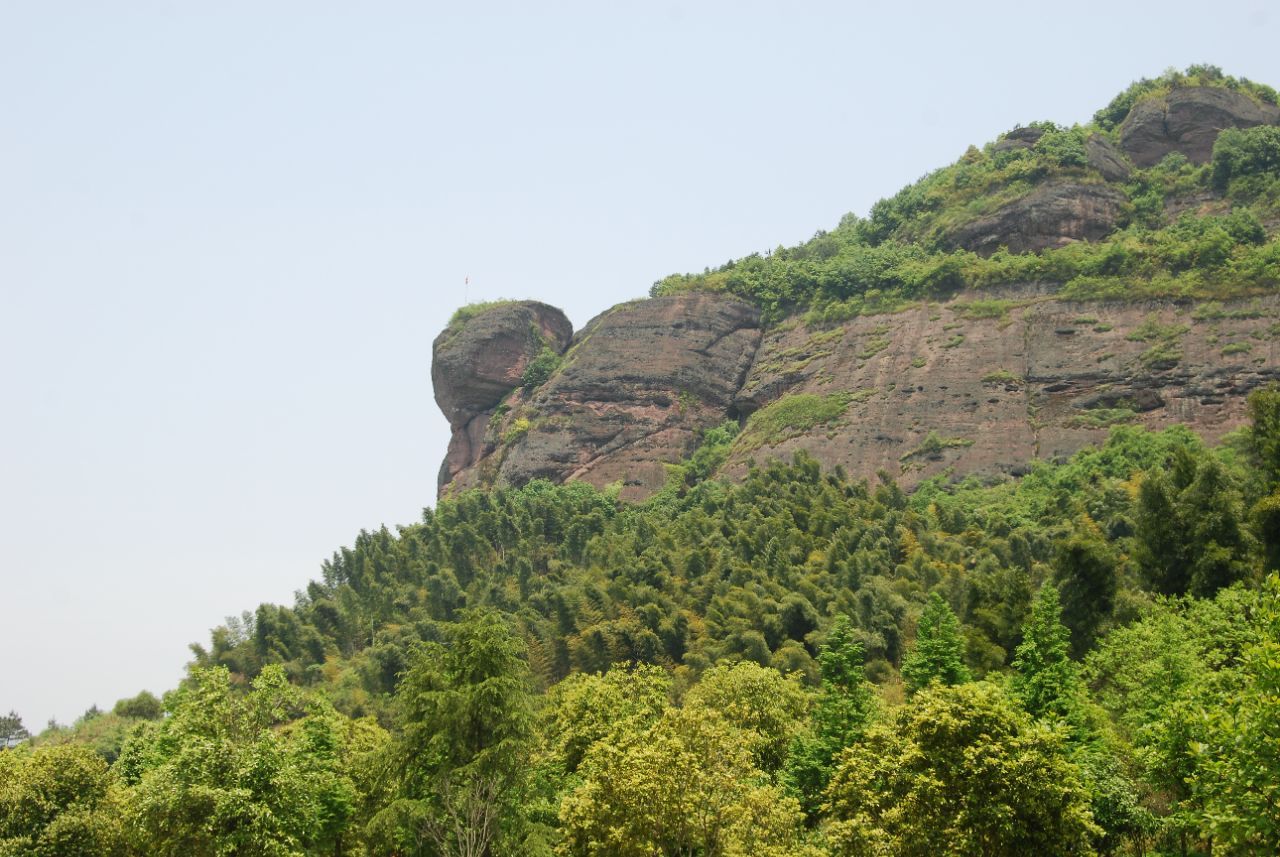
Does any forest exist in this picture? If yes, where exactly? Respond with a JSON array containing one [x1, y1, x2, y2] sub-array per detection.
[[6, 65, 1280, 855], [5, 394, 1280, 855]]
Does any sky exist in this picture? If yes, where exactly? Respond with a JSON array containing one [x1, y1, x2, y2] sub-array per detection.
[[1, 0, 1276, 728]]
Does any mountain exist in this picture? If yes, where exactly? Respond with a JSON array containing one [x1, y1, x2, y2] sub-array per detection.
[[10, 65, 1280, 857], [435, 67, 1280, 501]]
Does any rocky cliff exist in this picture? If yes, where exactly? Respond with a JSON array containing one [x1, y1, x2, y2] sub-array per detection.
[[432, 81, 1280, 500], [435, 288, 1280, 499]]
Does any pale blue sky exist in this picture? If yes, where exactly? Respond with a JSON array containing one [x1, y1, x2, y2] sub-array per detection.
[[2, 1, 1276, 727]]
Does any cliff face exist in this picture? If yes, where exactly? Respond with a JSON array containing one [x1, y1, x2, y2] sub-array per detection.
[[436, 293, 761, 501], [722, 291, 1280, 488], [435, 289, 1280, 499], [431, 84, 1280, 500]]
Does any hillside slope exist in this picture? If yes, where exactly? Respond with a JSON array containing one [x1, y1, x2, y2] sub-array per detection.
[[436, 68, 1280, 500]]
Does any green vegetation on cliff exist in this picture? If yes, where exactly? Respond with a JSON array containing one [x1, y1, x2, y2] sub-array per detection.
[[653, 65, 1280, 322]]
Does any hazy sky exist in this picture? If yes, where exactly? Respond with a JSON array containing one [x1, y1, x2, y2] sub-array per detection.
[[2, 1, 1277, 727]]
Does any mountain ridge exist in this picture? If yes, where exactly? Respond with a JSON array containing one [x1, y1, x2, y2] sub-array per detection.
[[435, 67, 1280, 500]]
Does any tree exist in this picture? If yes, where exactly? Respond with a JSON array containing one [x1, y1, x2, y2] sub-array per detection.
[[0, 712, 28, 749], [1052, 520, 1117, 658], [1248, 386, 1280, 488], [372, 609, 534, 857], [558, 706, 817, 857], [1084, 586, 1261, 853], [111, 691, 163, 721], [1134, 454, 1253, 599], [684, 661, 810, 775], [0, 743, 124, 857], [1212, 125, 1280, 191], [543, 663, 671, 776], [1011, 584, 1081, 722], [901, 592, 971, 695], [785, 615, 875, 818], [824, 682, 1100, 856], [1193, 574, 1280, 852], [123, 665, 370, 857]]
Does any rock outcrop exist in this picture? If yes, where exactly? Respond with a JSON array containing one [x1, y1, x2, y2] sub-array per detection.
[[1084, 133, 1132, 182], [435, 288, 1280, 500], [433, 301, 573, 489], [440, 293, 762, 501], [943, 181, 1127, 256], [1119, 86, 1280, 167], [991, 126, 1045, 154]]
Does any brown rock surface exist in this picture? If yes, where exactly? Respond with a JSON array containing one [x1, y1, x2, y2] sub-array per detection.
[[991, 126, 1045, 154], [944, 181, 1127, 256], [1119, 86, 1280, 168], [1085, 133, 1133, 182], [432, 301, 573, 488], [434, 289, 1280, 500], [723, 290, 1280, 488], [443, 293, 762, 501]]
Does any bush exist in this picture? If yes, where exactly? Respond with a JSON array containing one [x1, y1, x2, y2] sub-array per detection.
[[1212, 126, 1280, 191], [521, 345, 562, 390]]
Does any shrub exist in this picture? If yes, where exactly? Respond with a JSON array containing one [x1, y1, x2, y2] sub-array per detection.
[[1212, 126, 1280, 191]]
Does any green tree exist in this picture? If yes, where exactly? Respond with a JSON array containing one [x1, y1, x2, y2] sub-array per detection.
[[785, 615, 875, 818], [683, 661, 810, 775], [1248, 385, 1280, 488], [1052, 521, 1118, 658], [901, 592, 971, 695], [824, 682, 1100, 856], [0, 743, 124, 857], [542, 664, 671, 776], [372, 609, 534, 857], [123, 665, 368, 857], [558, 706, 817, 857], [1085, 586, 1260, 853], [0, 712, 28, 749], [1011, 583, 1081, 721], [111, 691, 163, 721], [1212, 125, 1280, 191], [1192, 574, 1280, 852], [1134, 455, 1254, 598]]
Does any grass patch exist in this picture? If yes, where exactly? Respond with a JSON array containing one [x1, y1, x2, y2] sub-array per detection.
[[503, 417, 532, 444], [910, 356, 927, 368], [900, 431, 974, 462], [957, 299, 1022, 321], [1222, 342, 1253, 356], [735, 393, 852, 453], [982, 369, 1023, 385], [859, 338, 891, 360], [1125, 315, 1189, 343], [1140, 340, 1183, 368], [942, 335, 966, 349], [1068, 407, 1138, 428], [1192, 300, 1266, 321]]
